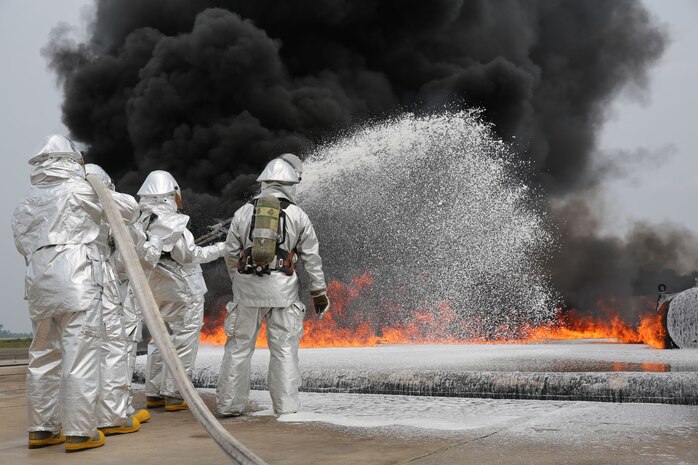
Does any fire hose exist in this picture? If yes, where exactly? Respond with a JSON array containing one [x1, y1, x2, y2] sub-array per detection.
[[86, 174, 268, 465]]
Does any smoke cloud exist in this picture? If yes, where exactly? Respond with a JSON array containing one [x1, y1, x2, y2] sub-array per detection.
[[45, 0, 695, 326]]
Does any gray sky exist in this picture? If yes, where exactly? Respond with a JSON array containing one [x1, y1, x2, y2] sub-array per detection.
[[1, 0, 697, 332]]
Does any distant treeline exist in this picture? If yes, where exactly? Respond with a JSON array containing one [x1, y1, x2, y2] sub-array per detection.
[[0, 324, 31, 338]]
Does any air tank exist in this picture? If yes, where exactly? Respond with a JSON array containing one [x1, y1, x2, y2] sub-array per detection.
[[251, 194, 280, 268]]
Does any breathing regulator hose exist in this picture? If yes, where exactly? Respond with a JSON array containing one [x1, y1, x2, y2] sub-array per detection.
[[86, 175, 268, 465]]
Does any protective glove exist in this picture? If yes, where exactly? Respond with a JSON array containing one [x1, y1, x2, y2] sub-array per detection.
[[310, 289, 330, 319], [209, 241, 226, 260]]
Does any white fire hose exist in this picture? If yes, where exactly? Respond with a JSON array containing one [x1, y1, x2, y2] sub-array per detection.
[[87, 175, 268, 465]]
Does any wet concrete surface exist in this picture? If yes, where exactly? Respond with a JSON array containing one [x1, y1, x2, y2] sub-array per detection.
[[3, 364, 698, 465]]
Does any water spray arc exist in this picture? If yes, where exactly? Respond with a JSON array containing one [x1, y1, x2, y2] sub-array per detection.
[[86, 174, 267, 465], [297, 110, 558, 340]]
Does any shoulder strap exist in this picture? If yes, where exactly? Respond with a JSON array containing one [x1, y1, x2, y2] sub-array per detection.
[[247, 199, 257, 242]]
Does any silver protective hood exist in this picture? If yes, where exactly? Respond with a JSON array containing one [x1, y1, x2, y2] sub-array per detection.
[[258, 182, 297, 204], [256, 158, 300, 184], [279, 153, 303, 179], [85, 163, 115, 190], [137, 170, 180, 196], [29, 135, 83, 166]]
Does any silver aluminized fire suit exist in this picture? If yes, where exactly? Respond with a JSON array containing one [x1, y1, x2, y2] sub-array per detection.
[[85, 164, 140, 428], [12, 137, 139, 438], [140, 190, 225, 401], [120, 285, 144, 415], [216, 173, 327, 416], [112, 203, 149, 416]]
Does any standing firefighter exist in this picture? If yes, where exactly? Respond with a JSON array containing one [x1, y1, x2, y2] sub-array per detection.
[[216, 153, 329, 416], [12, 136, 139, 451], [84, 163, 150, 434], [138, 170, 225, 411]]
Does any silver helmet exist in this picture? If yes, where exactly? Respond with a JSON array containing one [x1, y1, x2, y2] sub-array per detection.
[[279, 153, 302, 179], [28, 135, 83, 165], [137, 170, 182, 208], [85, 163, 115, 190], [256, 154, 302, 184]]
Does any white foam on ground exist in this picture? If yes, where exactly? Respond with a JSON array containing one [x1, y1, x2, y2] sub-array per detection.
[[180, 342, 698, 374], [241, 389, 698, 436]]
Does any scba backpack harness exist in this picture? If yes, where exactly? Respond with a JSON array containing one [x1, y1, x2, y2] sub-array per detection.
[[237, 194, 298, 277]]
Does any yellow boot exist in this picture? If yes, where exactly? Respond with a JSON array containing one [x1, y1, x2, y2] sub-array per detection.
[[134, 409, 151, 423], [164, 396, 188, 412], [65, 431, 105, 452], [28, 430, 65, 449], [99, 416, 141, 436]]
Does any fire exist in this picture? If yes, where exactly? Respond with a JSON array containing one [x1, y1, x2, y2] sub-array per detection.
[[525, 309, 667, 349], [199, 274, 670, 349]]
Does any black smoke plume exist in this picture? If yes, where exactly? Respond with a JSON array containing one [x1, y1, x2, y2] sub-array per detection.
[[45, 0, 696, 327]]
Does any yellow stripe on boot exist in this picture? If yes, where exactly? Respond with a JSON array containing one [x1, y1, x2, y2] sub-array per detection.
[[28, 430, 65, 449], [65, 431, 105, 452], [164, 396, 188, 412], [99, 416, 141, 436]]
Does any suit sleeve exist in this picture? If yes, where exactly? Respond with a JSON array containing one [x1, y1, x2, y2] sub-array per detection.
[[295, 209, 327, 292], [170, 228, 225, 265]]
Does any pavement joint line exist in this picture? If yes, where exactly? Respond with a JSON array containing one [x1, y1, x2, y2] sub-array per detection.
[[397, 430, 501, 464]]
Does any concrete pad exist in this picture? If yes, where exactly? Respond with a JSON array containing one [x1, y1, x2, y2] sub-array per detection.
[[3, 365, 698, 465]]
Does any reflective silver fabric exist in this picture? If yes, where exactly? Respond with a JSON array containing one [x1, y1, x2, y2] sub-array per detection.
[[145, 296, 205, 398], [27, 303, 102, 437], [93, 221, 130, 428], [256, 158, 300, 184], [121, 285, 142, 415], [140, 195, 224, 398], [137, 170, 180, 196], [224, 185, 326, 308], [14, 154, 138, 437], [29, 135, 83, 166], [97, 301, 129, 427], [12, 159, 140, 320], [111, 203, 147, 416], [84, 163, 114, 190], [279, 153, 303, 178], [218, 181, 325, 415], [139, 195, 189, 258], [216, 302, 305, 415]]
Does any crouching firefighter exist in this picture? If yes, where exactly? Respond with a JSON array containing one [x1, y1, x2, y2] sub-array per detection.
[[216, 153, 330, 416]]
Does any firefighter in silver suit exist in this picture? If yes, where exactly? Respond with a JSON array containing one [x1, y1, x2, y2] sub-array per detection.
[[84, 163, 150, 434], [138, 170, 225, 411], [216, 154, 329, 416], [12, 136, 139, 451]]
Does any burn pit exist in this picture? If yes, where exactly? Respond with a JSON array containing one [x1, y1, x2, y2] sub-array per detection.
[[200, 272, 670, 349]]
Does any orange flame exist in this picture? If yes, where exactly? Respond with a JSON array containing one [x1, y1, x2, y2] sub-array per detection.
[[199, 274, 669, 349]]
